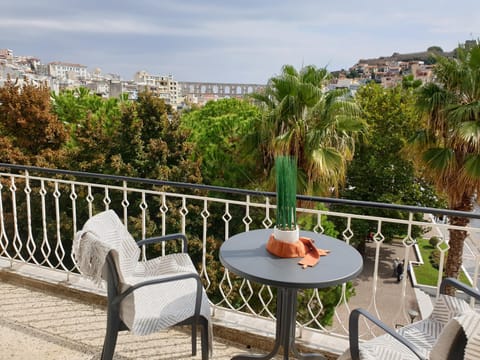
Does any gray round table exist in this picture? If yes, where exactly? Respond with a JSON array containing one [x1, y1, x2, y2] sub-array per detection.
[[219, 229, 363, 360]]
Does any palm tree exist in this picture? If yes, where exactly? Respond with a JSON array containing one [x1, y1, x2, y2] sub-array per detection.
[[249, 64, 364, 195], [408, 40, 480, 290]]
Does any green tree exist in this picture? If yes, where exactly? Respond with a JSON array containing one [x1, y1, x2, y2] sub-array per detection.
[[349, 83, 425, 202], [60, 95, 124, 174], [135, 91, 202, 184], [181, 98, 260, 188], [407, 40, 480, 290], [53, 89, 200, 182], [250, 64, 365, 195], [336, 83, 444, 251], [136, 91, 173, 146], [52, 87, 124, 152], [52, 87, 102, 127], [402, 75, 423, 89]]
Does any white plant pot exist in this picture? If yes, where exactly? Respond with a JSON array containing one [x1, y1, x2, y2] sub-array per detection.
[[273, 226, 300, 243]]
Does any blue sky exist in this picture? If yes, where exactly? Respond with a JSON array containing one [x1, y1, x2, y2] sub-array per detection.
[[1, 0, 478, 83]]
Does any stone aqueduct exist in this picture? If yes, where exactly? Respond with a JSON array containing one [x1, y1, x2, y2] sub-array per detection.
[[179, 81, 266, 98]]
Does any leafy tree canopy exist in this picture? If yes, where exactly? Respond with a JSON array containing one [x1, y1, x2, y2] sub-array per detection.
[[335, 82, 445, 249], [180, 98, 260, 188], [51, 88, 201, 184], [0, 78, 68, 165]]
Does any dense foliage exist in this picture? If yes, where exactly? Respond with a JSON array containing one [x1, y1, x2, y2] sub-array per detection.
[[180, 98, 260, 188], [0, 79, 68, 166], [333, 82, 445, 252]]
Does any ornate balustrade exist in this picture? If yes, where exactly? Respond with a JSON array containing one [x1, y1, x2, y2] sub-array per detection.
[[0, 163, 479, 352]]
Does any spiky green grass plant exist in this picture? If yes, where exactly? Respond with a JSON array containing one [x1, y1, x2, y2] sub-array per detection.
[[275, 156, 297, 230]]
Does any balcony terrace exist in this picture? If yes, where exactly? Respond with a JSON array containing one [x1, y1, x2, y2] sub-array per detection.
[[1, 163, 480, 359]]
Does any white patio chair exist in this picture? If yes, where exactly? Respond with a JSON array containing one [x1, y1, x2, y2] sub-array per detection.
[[339, 277, 480, 360], [73, 210, 211, 360]]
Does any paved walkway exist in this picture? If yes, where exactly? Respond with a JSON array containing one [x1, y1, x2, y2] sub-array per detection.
[[331, 240, 420, 335]]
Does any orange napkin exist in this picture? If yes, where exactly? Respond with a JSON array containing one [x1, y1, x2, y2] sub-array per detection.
[[266, 234, 330, 268], [298, 237, 330, 268]]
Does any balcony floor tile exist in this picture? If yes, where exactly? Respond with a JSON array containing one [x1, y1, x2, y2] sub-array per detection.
[[0, 281, 282, 359]]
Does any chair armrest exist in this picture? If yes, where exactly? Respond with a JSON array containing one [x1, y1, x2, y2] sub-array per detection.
[[113, 272, 204, 319], [440, 277, 480, 300], [114, 271, 202, 303], [136, 233, 188, 253], [349, 308, 426, 360]]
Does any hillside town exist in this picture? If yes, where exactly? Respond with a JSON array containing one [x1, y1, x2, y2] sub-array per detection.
[[0, 42, 472, 109]]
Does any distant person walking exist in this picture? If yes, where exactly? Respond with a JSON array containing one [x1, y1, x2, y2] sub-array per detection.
[[393, 257, 400, 277], [396, 260, 404, 282]]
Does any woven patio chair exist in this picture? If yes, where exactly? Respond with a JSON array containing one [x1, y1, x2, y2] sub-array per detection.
[[339, 277, 480, 360], [73, 210, 210, 360]]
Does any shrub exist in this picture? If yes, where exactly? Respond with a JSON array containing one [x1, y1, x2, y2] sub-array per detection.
[[429, 248, 441, 269], [429, 236, 440, 247]]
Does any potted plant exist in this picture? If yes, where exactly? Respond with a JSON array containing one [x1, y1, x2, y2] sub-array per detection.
[[273, 156, 299, 243]]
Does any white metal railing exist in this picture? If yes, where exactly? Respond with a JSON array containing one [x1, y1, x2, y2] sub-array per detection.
[[0, 163, 480, 345]]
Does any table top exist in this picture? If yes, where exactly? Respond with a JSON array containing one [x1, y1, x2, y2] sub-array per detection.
[[219, 229, 363, 289]]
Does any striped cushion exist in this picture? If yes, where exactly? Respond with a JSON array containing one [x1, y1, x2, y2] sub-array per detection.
[[134, 253, 195, 277], [120, 253, 210, 335], [357, 334, 419, 360], [354, 318, 444, 360], [430, 294, 473, 325], [397, 318, 444, 358]]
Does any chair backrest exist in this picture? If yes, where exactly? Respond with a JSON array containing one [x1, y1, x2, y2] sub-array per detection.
[[430, 293, 474, 324], [429, 279, 480, 360], [80, 210, 140, 279]]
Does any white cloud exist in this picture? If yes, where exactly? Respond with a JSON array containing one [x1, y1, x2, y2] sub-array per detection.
[[0, 17, 188, 36]]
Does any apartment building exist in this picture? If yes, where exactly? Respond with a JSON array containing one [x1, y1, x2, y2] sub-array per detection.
[[134, 71, 181, 107], [48, 61, 88, 80]]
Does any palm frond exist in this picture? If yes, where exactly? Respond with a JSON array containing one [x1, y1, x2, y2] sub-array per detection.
[[453, 120, 480, 151], [422, 147, 455, 172], [449, 101, 480, 123], [464, 154, 480, 179], [334, 114, 367, 132], [310, 147, 344, 176]]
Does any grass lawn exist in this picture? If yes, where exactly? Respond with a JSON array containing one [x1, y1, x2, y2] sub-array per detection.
[[413, 238, 470, 286]]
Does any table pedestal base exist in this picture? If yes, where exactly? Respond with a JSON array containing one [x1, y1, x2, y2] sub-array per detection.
[[232, 288, 325, 360]]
